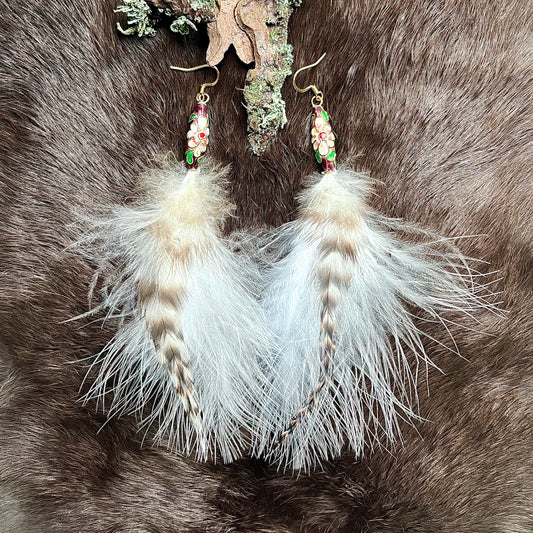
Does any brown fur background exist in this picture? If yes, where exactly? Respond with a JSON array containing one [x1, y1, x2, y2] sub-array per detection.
[[1, 0, 532, 531]]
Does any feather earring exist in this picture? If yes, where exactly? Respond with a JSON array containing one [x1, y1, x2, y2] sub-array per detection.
[[81, 64, 277, 463], [257, 54, 498, 471]]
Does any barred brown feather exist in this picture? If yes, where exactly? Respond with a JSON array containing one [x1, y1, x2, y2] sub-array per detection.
[[275, 173, 363, 445], [78, 163, 281, 462], [138, 280, 203, 438]]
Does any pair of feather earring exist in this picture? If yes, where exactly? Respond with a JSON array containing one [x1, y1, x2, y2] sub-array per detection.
[[81, 56, 496, 471]]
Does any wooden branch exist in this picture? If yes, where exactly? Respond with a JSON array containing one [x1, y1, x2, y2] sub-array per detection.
[[207, 0, 254, 65], [237, 0, 299, 155]]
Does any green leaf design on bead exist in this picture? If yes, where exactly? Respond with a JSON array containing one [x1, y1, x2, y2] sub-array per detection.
[[189, 113, 197, 122], [186, 150, 194, 165], [327, 150, 336, 161], [321, 110, 329, 121], [197, 156, 203, 165], [315, 150, 322, 163]]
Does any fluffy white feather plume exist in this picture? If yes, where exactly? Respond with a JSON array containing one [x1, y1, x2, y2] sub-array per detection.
[[81, 163, 277, 462], [256, 169, 497, 471]]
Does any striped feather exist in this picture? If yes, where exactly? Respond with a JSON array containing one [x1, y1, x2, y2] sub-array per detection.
[[80, 163, 277, 462], [257, 169, 498, 471]]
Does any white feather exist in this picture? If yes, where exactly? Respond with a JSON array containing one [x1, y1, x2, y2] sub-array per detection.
[[255, 169, 498, 471], [79, 163, 278, 463]]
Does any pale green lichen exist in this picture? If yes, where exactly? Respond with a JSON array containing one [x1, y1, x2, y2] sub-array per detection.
[[115, 0, 204, 38], [115, 0, 156, 37], [157, 7, 174, 17], [244, 44, 293, 154], [170, 15, 197, 35], [190, 0, 216, 13], [267, 0, 302, 25], [244, 77, 287, 133]]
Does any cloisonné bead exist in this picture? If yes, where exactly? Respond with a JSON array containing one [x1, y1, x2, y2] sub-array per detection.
[[311, 106, 336, 173], [185, 103, 209, 169]]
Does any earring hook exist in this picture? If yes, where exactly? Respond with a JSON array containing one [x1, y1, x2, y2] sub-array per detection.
[[170, 63, 220, 103], [293, 53, 326, 106]]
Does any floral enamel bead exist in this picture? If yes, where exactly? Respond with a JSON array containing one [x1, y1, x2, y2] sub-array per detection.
[[311, 106, 336, 172], [185, 103, 209, 169]]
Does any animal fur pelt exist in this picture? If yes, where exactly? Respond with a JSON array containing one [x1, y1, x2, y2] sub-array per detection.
[[0, 0, 532, 532]]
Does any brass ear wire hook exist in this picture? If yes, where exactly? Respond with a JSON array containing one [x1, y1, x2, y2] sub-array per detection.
[[170, 63, 220, 103], [293, 53, 326, 107]]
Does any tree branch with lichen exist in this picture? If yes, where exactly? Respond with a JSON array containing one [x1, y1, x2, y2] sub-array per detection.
[[237, 0, 301, 155]]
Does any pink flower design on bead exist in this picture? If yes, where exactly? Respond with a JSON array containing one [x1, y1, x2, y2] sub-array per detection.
[[187, 114, 209, 158], [311, 114, 335, 157]]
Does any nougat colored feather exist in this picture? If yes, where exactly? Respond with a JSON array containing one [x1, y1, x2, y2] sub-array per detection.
[[82, 163, 277, 462], [257, 170, 496, 471]]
